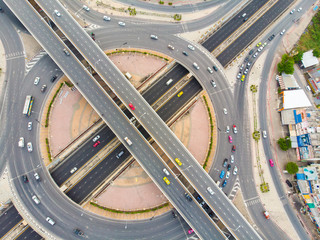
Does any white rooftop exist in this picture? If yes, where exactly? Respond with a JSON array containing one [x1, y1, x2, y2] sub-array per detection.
[[282, 89, 312, 110], [302, 50, 319, 68]]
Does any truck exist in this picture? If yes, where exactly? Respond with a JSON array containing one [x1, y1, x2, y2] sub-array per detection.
[[18, 137, 24, 148], [124, 137, 132, 146]]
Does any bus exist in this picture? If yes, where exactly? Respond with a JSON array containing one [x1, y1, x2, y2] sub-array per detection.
[[22, 95, 34, 116]]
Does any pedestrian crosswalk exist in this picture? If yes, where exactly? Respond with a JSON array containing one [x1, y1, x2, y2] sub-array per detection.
[[25, 50, 47, 73], [6, 51, 25, 61], [244, 196, 261, 207]]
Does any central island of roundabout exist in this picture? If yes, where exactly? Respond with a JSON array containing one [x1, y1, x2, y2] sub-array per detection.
[[40, 48, 217, 228]]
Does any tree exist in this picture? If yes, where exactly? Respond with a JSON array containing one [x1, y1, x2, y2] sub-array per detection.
[[313, 49, 320, 58], [286, 162, 298, 174], [277, 137, 291, 151], [277, 54, 294, 74], [293, 51, 303, 63]]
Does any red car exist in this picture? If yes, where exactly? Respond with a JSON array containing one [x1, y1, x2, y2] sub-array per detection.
[[232, 145, 236, 152], [93, 141, 100, 147], [188, 229, 194, 234], [228, 136, 232, 143], [128, 103, 135, 110], [269, 159, 274, 167]]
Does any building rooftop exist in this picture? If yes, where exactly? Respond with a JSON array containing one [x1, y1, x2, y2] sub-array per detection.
[[281, 89, 312, 110], [302, 50, 319, 68]]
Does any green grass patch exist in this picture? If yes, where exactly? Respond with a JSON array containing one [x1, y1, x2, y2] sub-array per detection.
[[296, 10, 320, 54], [45, 83, 64, 127], [90, 202, 169, 214], [202, 96, 214, 170], [64, 81, 74, 88], [46, 138, 52, 162]]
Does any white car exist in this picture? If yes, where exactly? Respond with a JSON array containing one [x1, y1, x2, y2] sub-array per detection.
[[226, 171, 230, 179], [239, 64, 244, 70], [54, 10, 61, 17], [207, 67, 213, 74], [297, 7, 302, 12], [46, 217, 55, 225], [226, 125, 230, 133], [34, 77, 40, 85], [230, 155, 234, 163], [103, 16, 111, 21], [83, 5, 90, 11], [70, 167, 78, 174], [150, 35, 158, 40], [257, 46, 263, 52], [27, 142, 33, 152], [253, 52, 258, 58], [237, 73, 241, 79], [168, 44, 174, 50], [34, 172, 40, 181], [207, 187, 214, 195], [233, 125, 238, 134], [188, 44, 195, 51], [193, 62, 199, 70], [263, 130, 267, 138], [93, 135, 100, 142], [163, 168, 170, 176], [280, 29, 286, 35], [223, 108, 228, 115], [210, 80, 216, 88], [28, 122, 32, 131], [233, 166, 238, 175], [32, 195, 40, 204], [118, 21, 126, 26]]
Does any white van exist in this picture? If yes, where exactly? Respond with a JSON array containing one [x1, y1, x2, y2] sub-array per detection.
[[124, 137, 132, 146], [166, 79, 173, 86], [18, 137, 24, 148]]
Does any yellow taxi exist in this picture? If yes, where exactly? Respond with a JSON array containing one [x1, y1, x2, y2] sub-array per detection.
[[175, 158, 182, 166], [163, 177, 170, 185], [241, 75, 245, 82], [256, 42, 262, 47], [177, 91, 183, 97]]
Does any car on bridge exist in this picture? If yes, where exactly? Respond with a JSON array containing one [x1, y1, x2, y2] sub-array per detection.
[[93, 141, 100, 147], [175, 158, 182, 166], [163, 177, 170, 185], [54, 10, 61, 17], [177, 91, 183, 97], [128, 103, 135, 110]]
